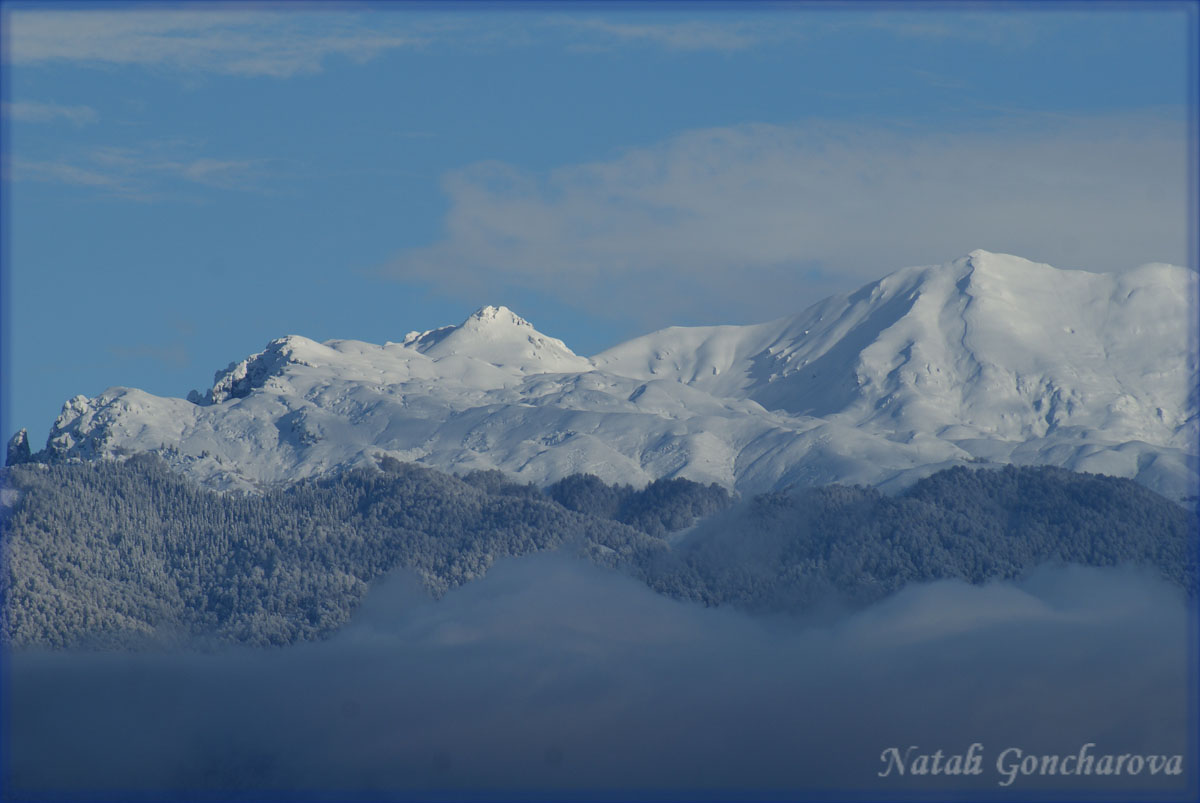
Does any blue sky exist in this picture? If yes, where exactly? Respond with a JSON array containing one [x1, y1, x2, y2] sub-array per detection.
[[1, 2, 1195, 444]]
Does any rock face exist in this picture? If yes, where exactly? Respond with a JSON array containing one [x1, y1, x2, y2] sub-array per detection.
[[26, 252, 1200, 502], [6, 429, 31, 467]]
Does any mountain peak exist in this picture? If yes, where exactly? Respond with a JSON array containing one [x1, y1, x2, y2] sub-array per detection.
[[466, 305, 529, 326], [403, 305, 591, 373], [965, 248, 999, 260], [6, 428, 31, 466], [958, 249, 1036, 273], [203, 335, 324, 405]]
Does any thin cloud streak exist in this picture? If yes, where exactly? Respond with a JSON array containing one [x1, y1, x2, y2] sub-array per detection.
[[855, 10, 1044, 48], [8, 158, 128, 191], [9, 142, 269, 199], [556, 18, 762, 52], [4, 8, 1057, 74], [5, 9, 426, 77], [550, 12, 1044, 55], [2, 101, 98, 125]]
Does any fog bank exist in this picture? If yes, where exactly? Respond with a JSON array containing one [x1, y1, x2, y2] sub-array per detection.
[[5, 555, 1194, 801]]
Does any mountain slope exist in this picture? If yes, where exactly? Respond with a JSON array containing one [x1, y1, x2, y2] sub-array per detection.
[[596, 251, 1196, 446], [19, 252, 1199, 501]]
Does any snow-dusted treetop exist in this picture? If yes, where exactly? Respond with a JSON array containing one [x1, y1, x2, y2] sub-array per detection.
[[26, 251, 1199, 502]]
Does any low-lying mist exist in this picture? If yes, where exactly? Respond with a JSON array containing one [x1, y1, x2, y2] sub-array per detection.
[[5, 554, 1194, 801]]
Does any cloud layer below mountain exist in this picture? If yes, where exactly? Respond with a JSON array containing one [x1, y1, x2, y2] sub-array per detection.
[[7, 555, 1194, 800]]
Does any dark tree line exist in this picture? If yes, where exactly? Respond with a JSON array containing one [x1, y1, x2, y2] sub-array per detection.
[[546, 473, 731, 537]]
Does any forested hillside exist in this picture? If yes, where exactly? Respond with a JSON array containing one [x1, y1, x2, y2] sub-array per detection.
[[0, 456, 726, 649], [641, 465, 1197, 613], [1, 458, 1192, 650]]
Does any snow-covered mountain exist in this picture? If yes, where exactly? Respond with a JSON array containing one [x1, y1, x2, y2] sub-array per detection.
[[22, 251, 1200, 502]]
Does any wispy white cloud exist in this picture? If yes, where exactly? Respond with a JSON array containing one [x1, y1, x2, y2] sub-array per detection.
[[859, 10, 1043, 48], [9, 141, 268, 199], [91, 145, 263, 190], [2, 101, 99, 125], [8, 158, 127, 191], [552, 11, 1042, 54], [381, 116, 1188, 327], [5, 9, 426, 77], [552, 10, 1045, 55], [3, 7, 1055, 75], [557, 18, 762, 52]]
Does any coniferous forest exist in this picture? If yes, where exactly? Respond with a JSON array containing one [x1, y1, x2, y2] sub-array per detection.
[[1, 455, 1194, 650]]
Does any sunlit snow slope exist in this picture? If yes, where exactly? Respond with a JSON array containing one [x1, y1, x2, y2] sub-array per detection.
[[30, 252, 1199, 501]]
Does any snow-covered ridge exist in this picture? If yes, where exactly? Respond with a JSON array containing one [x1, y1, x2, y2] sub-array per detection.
[[595, 251, 1196, 448], [197, 335, 323, 405], [20, 252, 1200, 502]]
